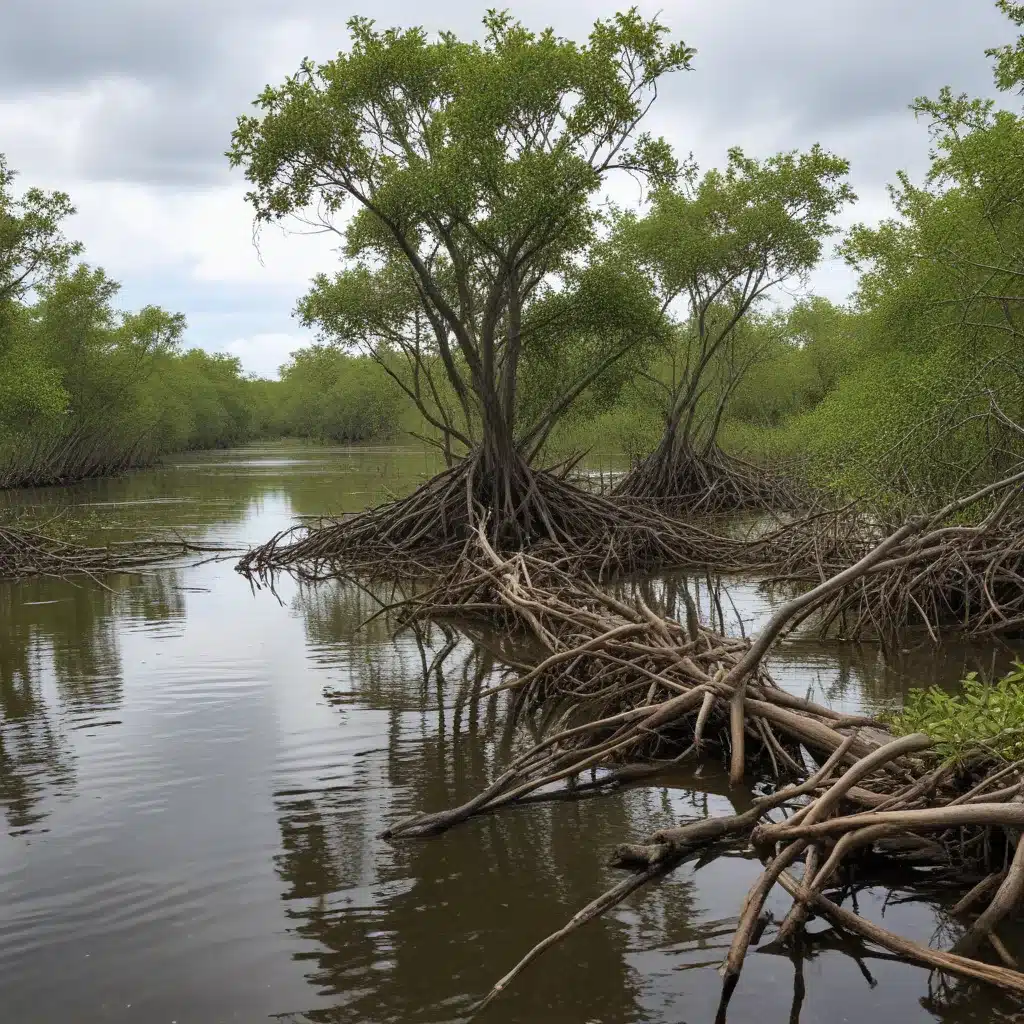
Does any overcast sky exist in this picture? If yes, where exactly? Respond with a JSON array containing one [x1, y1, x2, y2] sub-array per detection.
[[0, 0, 1012, 378]]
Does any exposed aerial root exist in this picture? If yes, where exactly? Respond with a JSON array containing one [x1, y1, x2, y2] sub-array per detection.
[[235, 449, 760, 583], [760, 473, 1024, 641], [382, 530, 885, 840], [377, 504, 1024, 1009], [614, 442, 807, 514]]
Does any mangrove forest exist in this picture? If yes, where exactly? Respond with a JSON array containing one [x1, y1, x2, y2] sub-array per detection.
[[3, 3, 1024, 1023]]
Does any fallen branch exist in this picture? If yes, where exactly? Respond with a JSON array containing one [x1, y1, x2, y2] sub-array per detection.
[[0, 524, 234, 581]]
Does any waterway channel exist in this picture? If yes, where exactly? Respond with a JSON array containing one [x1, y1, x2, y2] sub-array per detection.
[[1, 442, 1021, 1023]]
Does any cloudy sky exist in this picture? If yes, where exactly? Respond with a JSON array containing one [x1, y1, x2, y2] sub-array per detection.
[[1, 0, 1012, 378]]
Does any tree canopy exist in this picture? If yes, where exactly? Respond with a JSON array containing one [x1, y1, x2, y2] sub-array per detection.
[[230, 9, 694, 473], [611, 145, 854, 504]]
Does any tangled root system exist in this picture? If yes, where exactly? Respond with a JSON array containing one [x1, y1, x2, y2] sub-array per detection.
[[236, 450, 758, 583], [381, 525, 1024, 1010], [761, 489, 1024, 641], [615, 443, 806, 514]]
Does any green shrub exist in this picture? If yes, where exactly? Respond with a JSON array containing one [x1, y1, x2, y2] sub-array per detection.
[[887, 663, 1024, 763]]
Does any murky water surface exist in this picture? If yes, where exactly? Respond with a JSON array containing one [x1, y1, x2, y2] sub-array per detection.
[[2, 442, 1023, 1023]]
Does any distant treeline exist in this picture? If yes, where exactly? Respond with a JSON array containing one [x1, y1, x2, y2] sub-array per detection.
[[0, 155, 410, 489]]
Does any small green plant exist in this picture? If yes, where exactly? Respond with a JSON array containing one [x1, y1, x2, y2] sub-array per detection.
[[887, 662, 1024, 763]]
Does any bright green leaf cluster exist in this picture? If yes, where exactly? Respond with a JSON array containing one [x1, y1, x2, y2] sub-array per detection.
[[887, 663, 1024, 763], [988, 1, 1024, 92]]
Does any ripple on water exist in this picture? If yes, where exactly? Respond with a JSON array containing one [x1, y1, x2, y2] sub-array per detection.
[[2, 444, 1024, 1024]]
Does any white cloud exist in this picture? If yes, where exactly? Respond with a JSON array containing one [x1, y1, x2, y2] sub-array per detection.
[[0, 0, 1015, 368], [223, 332, 308, 379], [52, 180, 337, 288]]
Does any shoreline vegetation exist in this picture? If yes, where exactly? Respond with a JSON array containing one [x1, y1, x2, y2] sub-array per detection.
[[3, 0, 1024, 1013], [0, 150, 428, 492]]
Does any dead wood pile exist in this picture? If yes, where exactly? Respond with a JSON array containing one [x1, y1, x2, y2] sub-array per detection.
[[0, 524, 230, 582], [380, 515, 1024, 1010]]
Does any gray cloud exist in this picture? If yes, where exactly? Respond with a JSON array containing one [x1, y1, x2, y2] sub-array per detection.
[[0, 0, 1017, 371], [2, 0, 1012, 187], [77, 84, 240, 185], [0, 1, 226, 90], [674, 0, 1007, 129]]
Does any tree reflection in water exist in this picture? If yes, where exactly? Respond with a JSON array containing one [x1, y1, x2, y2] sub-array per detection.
[[273, 578, 712, 1021], [0, 571, 185, 833], [276, 574, 1024, 1024]]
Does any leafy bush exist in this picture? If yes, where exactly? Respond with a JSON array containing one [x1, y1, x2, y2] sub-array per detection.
[[887, 663, 1024, 762]]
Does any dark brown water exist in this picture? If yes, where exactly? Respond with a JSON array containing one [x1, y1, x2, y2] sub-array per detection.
[[2, 442, 1023, 1024]]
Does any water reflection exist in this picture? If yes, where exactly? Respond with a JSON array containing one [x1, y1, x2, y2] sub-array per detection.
[[280, 577, 706, 1022], [282, 570, 1024, 1023], [0, 611, 74, 832], [0, 442, 444, 540], [1, 444, 1024, 1023], [0, 572, 186, 832], [273, 789, 666, 1023]]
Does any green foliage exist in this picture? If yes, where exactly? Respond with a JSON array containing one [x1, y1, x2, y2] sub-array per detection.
[[610, 146, 854, 457], [888, 663, 1024, 763], [231, 11, 692, 240], [730, 5, 1024, 503], [146, 350, 258, 453], [620, 146, 854, 304], [0, 154, 82, 304], [989, 1, 1024, 92], [540, 404, 663, 466], [514, 256, 671, 436], [0, 156, 412, 489], [231, 10, 694, 467], [274, 346, 404, 442]]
